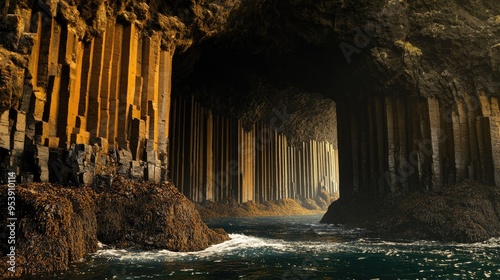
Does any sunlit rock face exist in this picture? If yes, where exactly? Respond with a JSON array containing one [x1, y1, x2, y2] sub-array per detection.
[[0, 0, 237, 277], [0, 0, 239, 184]]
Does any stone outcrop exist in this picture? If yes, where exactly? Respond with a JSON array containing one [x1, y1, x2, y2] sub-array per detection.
[[95, 176, 229, 251], [0, 178, 229, 277], [0, 183, 98, 278]]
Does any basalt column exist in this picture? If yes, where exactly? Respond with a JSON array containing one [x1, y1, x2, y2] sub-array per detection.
[[169, 96, 339, 203]]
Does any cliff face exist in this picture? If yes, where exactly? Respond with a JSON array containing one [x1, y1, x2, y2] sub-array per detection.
[[176, 0, 500, 197], [0, 0, 239, 185], [0, 1, 238, 277], [0, 0, 341, 205]]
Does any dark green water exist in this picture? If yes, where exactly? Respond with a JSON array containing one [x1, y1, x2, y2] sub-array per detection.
[[33, 214, 500, 279]]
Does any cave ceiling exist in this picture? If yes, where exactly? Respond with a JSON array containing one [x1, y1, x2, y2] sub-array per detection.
[[174, 0, 500, 103]]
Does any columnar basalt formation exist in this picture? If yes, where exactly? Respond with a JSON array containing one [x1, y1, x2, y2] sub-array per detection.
[[337, 94, 500, 200], [0, 0, 240, 185], [169, 0, 500, 241], [169, 97, 339, 203], [0, 4, 176, 185]]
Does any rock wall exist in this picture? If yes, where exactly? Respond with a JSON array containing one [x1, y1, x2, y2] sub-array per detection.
[[168, 0, 500, 241], [0, 3, 175, 185], [2, 0, 500, 231], [169, 96, 339, 203]]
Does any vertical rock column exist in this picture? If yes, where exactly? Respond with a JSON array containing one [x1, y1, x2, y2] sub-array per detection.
[[478, 95, 498, 185], [26, 12, 49, 180], [453, 99, 469, 183], [427, 98, 442, 190], [489, 97, 500, 186], [117, 23, 138, 150], [158, 50, 173, 180], [86, 26, 106, 141], [44, 19, 61, 148], [205, 110, 214, 201], [73, 40, 93, 145], [97, 19, 115, 141], [64, 30, 85, 147], [55, 25, 86, 149], [141, 33, 162, 182], [107, 24, 123, 146]]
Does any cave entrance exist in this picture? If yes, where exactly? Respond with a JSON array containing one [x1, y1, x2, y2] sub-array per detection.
[[167, 96, 339, 204]]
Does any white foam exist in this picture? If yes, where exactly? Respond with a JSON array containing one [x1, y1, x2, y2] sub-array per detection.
[[93, 234, 291, 262]]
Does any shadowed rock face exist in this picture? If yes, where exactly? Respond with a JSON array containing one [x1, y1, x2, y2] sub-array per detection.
[[177, 0, 500, 99], [174, 0, 500, 242], [176, 0, 500, 138]]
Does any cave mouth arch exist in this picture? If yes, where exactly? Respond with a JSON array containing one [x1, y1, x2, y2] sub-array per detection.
[[171, 0, 500, 207]]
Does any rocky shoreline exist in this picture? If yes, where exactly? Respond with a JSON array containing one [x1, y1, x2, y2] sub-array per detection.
[[0, 177, 229, 278], [321, 180, 500, 243], [197, 190, 337, 218]]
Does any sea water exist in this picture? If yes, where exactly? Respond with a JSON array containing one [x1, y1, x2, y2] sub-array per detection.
[[30, 214, 500, 279]]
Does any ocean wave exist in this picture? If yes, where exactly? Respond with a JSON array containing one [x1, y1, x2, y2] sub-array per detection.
[[93, 234, 293, 262], [93, 234, 500, 264]]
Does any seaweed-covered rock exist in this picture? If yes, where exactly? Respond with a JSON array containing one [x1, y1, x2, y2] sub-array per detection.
[[0, 178, 230, 278], [321, 180, 500, 243], [0, 183, 98, 278], [95, 177, 230, 251]]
